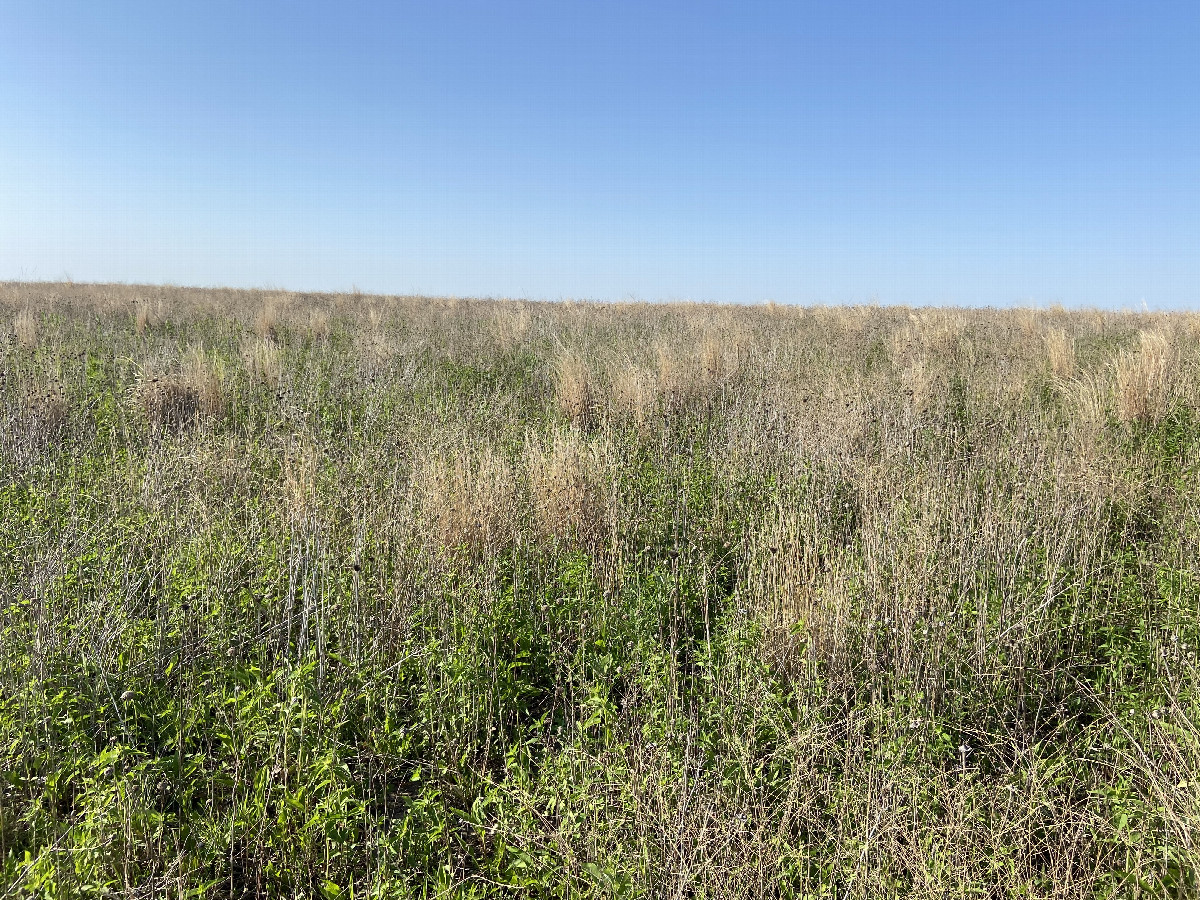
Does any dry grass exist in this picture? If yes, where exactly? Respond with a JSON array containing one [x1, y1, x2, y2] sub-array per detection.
[[416, 445, 521, 556], [12, 307, 38, 348], [133, 345, 225, 433], [241, 335, 282, 388], [307, 306, 331, 340], [526, 430, 611, 550], [609, 360, 658, 430], [655, 340, 721, 412], [698, 332, 727, 382], [1115, 328, 1176, 425], [132, 375, 203, 432], [133, 297, 163, 335], [493, 301, 532, 351], [253, 293, 285, 340], [1045, 326, 1076, 378], [553, 349, 596, 430], [1, 281, 1199, 898], [17, 381, 69, 439], [282, 442, 321, 522]]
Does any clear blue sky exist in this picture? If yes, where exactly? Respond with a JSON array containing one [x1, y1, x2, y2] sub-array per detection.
[[2, 1, 1198, 307]]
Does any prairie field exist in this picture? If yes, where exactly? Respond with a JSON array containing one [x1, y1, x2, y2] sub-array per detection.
[[2, 282, 1199, 898]]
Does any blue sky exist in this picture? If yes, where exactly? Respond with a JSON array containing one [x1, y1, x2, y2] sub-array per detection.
[[2, 1, 1198, 306]]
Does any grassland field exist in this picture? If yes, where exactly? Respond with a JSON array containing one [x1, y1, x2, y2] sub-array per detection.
[[1, 282, 1198, 898]]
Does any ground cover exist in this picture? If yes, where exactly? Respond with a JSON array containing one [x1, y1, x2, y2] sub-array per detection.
[[1, 283, 1198, 898]]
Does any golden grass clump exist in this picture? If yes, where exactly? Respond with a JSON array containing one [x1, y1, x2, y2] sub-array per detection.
[[493, 301, 532, 351], [655, 341, 708, 411], [699, 332, 727, 382], [698, 322, 751, 381], [910, 307, 971, 363], [134, 347, 225, 433], [133, 298, 163, 335], [282, 443, 321, 522], [609, 361, 657, 430], [183, 344, 226, 416], [417, 447, 520, 555], [1044, 327, 1076, 378], [242, 335, 282, 388], [899, 357, 933, 411], [553, 350, 595, 430], [307, 307, 331, 339], [1115, 329, 1175, 425], [360, 324, 398, 365], [526, 431, 610, 549], [253, 294, 286, 340], [13, 308, 39, 347], [366, 301, 391, 333], [653, 336, 735, 413], [889, 321, 921, 368], [1014, 305, 1040, 338], [1069, 370, 1112, 451]]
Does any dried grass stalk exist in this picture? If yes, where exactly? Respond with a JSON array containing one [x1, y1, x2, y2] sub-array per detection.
[[1115, 329, 1175, 425], [417, 447, 520, 555], [13, 308, 38, 348], [1045, 327, 1075, 378], [554, 350, 595, 430], [527, 431, 610, 550]]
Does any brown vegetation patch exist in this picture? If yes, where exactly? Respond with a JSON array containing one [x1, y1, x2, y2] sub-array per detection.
[[133, 348, 225, 433], [526, 431, 611, 550], [416, 446, 521, 556], [1044, 326, 1076, 378], [1115, 329, 1176, 425], [12, 308, 39, 348], [553, 350, 596, 430]]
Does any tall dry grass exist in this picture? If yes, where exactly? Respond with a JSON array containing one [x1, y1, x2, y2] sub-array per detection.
[[12, 307, 40, 348], [416, 446, 521, 556], [1045, 326, 1076, 378], [1115, 328, 1176, 425], [132, 344, 226, 433], [0, 281, 1198, 898], [526, 430, 611, 550], [553, 349, 596, 430]]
